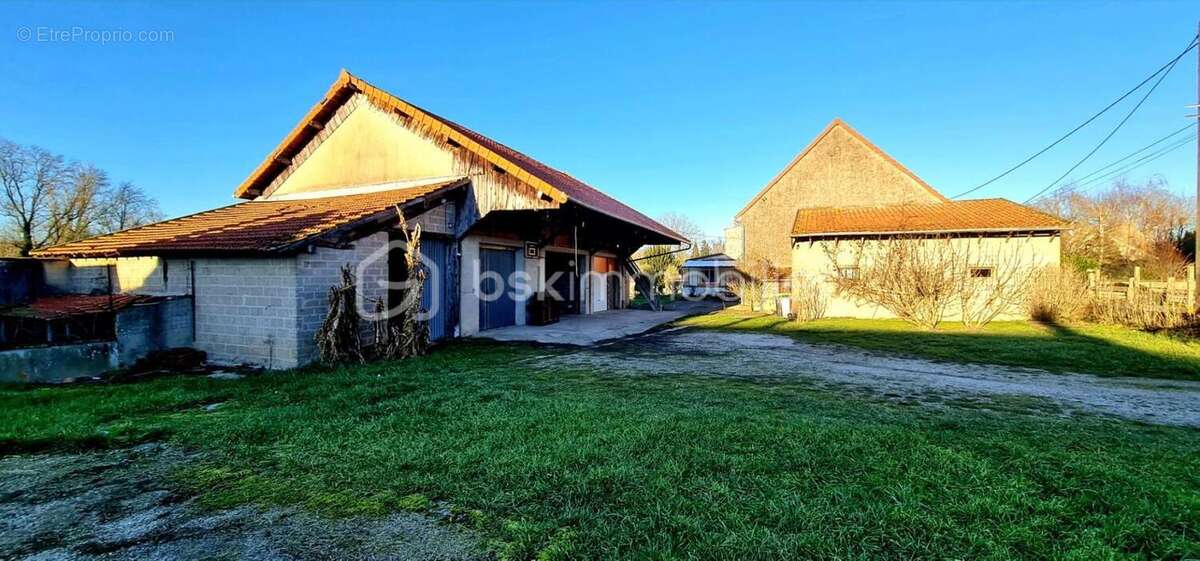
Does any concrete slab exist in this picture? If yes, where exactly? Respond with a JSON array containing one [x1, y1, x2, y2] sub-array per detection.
[[476, 300, 723, 346]]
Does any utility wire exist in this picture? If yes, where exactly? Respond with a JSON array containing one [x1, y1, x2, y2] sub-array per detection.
[[1077, 133, 1196, 189], [950, 34, 1199, 199], [1023, 35, 1197, 204], [1070, 123, 1193, 184]]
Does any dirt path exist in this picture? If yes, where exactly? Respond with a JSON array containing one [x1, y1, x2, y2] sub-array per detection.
[[543, 328, 1200, 428], [0, 444, 488, 561]]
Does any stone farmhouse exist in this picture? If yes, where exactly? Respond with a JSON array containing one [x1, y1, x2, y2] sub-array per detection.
[[725, 119, 1067, 319]]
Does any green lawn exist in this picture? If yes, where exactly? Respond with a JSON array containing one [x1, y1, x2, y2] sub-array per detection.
[[2, 341, 1198, 560], [678, 312, 1200, 380]]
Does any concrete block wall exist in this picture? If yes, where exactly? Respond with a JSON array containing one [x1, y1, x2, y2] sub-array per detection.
[[38, 229, 408, 370], [410, 201, 456, 236], [191, 258, 300, 369], [114, 298, 195, 366], [294, 231, 389, 366], [44, 257, 193, 296]]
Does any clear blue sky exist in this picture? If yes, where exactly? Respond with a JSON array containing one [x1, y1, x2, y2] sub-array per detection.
[[2, 1, 1198, 239]]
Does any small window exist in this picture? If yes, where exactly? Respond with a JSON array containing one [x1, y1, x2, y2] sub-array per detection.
[[838, 267, 860, 280], [969, 267, 993, 278]]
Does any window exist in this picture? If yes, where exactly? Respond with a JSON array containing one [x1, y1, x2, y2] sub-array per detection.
[[837, 267, 860, 280], [969, 267, 994, 278]]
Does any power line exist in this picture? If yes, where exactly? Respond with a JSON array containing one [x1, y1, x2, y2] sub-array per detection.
[[1077, 133, 1196, 189], [1070, 123, 1193, 184], [950, 34, 1199, 200], [1024, 35, 1196, 204]]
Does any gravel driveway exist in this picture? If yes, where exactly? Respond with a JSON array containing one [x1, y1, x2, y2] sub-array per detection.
[[542, 327, 1200, 428], [0, 444, 488, 561]]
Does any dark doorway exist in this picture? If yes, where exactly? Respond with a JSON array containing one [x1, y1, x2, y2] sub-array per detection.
[[388, 233, 455, 341], [545, 251, 583, 314]]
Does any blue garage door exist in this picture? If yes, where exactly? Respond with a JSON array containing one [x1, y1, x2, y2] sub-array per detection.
[[421, 238, 453, 341], [479, 247, 517, 330]]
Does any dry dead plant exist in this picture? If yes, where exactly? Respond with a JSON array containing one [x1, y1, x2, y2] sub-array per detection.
[[791, 273, 828, 321], [825, 237, 962, 329], [374, 213, 429, 360], [1027, 268, 1092, 323], [825, 236, 1040, 329], [316, 265, 364, 366]]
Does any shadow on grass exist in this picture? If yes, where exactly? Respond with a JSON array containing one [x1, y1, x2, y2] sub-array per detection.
[[680, 313, 1200, 381]]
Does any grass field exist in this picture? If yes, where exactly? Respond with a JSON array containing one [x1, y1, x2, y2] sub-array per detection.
[[2, 339, 1198, 560], [678, 312, 1200, 381]]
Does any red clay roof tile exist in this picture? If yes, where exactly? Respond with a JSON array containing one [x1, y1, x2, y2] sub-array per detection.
[[0, 294, 155, 320], [791, 199, 1066, 237], [32, 179, 464, 258]]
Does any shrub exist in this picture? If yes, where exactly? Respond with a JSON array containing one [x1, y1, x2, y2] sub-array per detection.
[[1028, 268, 1092, 323], [1088, 292, 1194, 331], [791, 274, 828, 322], [826, 236, 1036, 330]]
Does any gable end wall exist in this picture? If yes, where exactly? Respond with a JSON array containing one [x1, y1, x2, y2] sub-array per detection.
[[738, 126, 944, 268]]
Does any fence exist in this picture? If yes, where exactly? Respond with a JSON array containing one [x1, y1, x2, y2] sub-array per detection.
[[1086, 265, 1197, 314]]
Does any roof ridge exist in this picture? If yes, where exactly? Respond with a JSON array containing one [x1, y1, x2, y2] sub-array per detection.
[[232, 70, 685, 244], [735, 119, 947, 219]]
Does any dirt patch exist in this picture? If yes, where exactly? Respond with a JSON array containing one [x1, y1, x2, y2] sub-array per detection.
[[0, 444, 489, 561], [543, 328, 1200, 427]]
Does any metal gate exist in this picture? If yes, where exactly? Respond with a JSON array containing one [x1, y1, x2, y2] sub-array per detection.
[[479, 247, 517, 330]]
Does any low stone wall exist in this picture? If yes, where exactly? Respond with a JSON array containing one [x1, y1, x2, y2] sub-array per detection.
[[0, 342, 118, 383]]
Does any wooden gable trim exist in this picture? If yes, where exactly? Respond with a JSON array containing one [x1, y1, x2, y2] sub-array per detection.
[[733, 118, 948, 219], [234, 70, 570, 205]]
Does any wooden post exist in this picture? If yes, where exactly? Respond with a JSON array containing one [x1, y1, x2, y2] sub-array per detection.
[[1167, 276, 1175, 313], [1188, 264, 1197, 313], [1127, 267, 1140, 302]]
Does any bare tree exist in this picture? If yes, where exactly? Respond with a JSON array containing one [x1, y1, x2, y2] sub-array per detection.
[[657, 212, 703, 248], [44, 164, 109, 248], [0, 140, 71, 256], [792, 273, 828, 321], [826, 237, 962, 329], [826, 236, 1041, 329], [955, 242, 1038, 328], [0, 139, 163, 256], [97, 182, 162, 233], [1037, 178, 1193, 278]]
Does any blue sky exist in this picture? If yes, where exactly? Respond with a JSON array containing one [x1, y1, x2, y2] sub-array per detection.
[[2, 1, 1197, 239]]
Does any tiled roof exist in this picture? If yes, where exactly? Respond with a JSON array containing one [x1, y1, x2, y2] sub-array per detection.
[[791, 199, 1067, 237], [32, 179, 465, 258], [0, 294, 155, 320], [233, 71, 686, 244], [433, 115, 685, 244]]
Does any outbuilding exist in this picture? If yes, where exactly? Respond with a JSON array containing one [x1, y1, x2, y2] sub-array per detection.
[[32, 71, 684, 369]]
